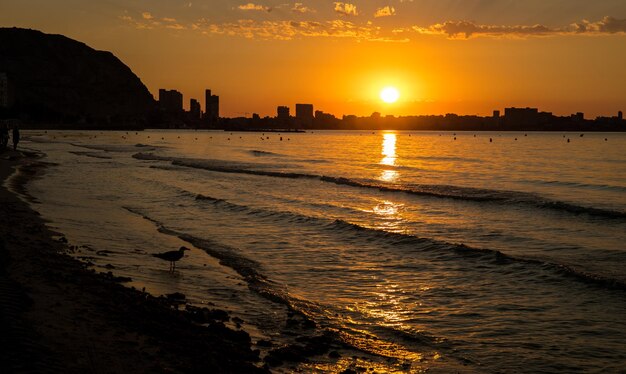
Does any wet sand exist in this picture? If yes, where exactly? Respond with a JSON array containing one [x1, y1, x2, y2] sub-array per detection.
[[0, 149, 267, 373]]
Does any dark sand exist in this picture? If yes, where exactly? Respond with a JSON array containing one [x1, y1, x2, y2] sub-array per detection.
[[0, 149, 267, 373]]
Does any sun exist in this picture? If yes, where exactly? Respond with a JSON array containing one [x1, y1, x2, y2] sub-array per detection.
[[380, 87, 400, 103]]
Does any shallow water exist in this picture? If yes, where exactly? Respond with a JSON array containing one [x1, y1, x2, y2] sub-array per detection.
[[21, 130, 626, 372]]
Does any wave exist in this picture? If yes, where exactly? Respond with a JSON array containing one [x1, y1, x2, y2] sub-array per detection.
[[73, 143, 159, 153], [191, 193, 626, 291], [408, 155, 483, 163], [248, 149, 283, 157], [247, 149, 329, 164], [133, 152, 626, 220], [122, 206, 282, 297], [68, 151, 113, 159], [121, 206, 460, 362], [525, 179, 626, 193]]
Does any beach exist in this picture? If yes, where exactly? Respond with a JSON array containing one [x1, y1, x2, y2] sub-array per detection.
[[0, 149, 267, 373]]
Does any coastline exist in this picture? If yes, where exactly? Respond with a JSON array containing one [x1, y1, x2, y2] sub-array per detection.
[[0, 148, 267, 373]]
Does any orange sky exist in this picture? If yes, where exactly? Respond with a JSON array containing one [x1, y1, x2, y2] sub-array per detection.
[[2, 1, 626, 118]]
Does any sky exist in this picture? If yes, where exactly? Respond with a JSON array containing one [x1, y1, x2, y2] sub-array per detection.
[[2, 0, 626, 118]]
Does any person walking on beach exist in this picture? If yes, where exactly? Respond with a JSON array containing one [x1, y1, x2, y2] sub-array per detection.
[[12, 124, 20, 151]]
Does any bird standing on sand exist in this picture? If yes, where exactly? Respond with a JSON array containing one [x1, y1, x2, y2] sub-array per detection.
[[152, 246, 190, 271]]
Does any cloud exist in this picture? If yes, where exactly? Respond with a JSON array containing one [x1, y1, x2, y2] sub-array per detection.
[[190, 18, 406, 42], [334, 2, 358, 16], [414, 21, 553, 39], [374, 6, 395, 18], [119, 12, 626, 42], [120, 13, 185, 30], [571, 16, 626, 34], [237, 3, 271, 12], [166, 24, 186, 30], [292, 3, 315, 14], [413, 17, 626, 39]]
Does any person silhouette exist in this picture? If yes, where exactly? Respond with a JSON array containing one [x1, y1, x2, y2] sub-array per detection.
[[12, 125, 20, 151]]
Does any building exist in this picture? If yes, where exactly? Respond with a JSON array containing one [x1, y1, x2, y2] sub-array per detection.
[[189, 98, 201, 120], [295, 103, 314, 127], [619, 111, 623, 121], [205, 89, 219, 122], [504, 107, 553, 128], [158, 89, 183, 113], [314, 111, 339, 128], [0, 73, 14, 108], [571, 112, 584, 122], [277, 106, 290, 119], [493, 110, 500, 119]]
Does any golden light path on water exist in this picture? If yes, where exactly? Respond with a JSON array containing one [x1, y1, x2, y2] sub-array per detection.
[[374, 132, 405, 233], [317, 131, 444, 372], [380, 132, 399, 184]]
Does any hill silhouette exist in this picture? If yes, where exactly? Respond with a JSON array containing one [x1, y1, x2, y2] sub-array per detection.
[[0, 27, 156, 125]]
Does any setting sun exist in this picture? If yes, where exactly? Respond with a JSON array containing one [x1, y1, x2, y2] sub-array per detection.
[[380, 87, 400, 103]]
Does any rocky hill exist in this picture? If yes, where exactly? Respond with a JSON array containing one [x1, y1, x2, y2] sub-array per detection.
[[0, 28, 156, 125]]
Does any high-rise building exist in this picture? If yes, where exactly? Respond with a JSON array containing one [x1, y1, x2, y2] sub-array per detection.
[[158, 89, 183, 113], [619, 111, 623, 121], [504, 107, 539, 127], [493, 110, 500, 119], [189, 98, 201, 120], [295, 103, 314, 127], [205, 89, 219, 122], [277, 106, 290, 119]]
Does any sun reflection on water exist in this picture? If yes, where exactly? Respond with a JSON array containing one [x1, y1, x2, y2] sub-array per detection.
[[381, 133, 397, 166], [380, 132, 399, 182]]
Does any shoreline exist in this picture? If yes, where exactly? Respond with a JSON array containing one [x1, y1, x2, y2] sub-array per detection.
[[0, 148, 268, 373]]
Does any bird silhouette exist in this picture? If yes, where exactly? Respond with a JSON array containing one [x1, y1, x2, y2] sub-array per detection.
[[152, 246, 190, 271]]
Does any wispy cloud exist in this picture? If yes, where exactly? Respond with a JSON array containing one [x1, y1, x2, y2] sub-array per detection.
[[292, 3, 315, 14], [334, 2, 358, 17], [413, 16, 626, 39], [237, 3, 271, 12], [194, 18, 401, 41], [120, 12, 626, 42], [120, 12, 185, 30], [374, 6, 395, 18], [571, 17, 626, 34]]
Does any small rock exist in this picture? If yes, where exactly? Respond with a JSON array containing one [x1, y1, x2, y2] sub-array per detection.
[[166, 292, 186, 301], [256, 339, 273, 347]]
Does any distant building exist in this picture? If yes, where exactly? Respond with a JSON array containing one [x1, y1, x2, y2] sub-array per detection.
[[296, 103, 314, 127], [619, 111, 623, 121], [0, 73, 14, 108], [313, 110, 338, 128], [189, 98, 201, 120], [493, 110, 500, 119], [571, 112, 584, 122], [205, 89, 219, 122], [277, 106, 290, 119], [158, 89, 183, 113], [504, 107, 553, 128]]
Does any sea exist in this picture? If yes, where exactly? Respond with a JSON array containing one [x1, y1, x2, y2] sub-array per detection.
[[16, 130, 626, 373]]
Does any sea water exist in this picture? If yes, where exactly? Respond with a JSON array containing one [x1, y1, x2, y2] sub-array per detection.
[[20, 130, 626, 372]]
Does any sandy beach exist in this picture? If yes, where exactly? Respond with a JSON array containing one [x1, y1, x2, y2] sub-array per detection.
[[0, 149, 268, 373]]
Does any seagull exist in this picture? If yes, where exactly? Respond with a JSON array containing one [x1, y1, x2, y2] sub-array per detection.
[[152, 246, 190, 271]]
